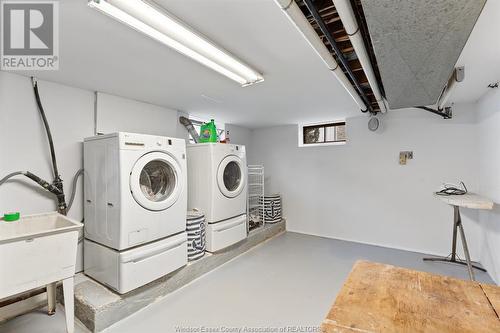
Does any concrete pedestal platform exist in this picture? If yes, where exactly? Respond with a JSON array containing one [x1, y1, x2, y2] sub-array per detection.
[[73, 221, 286, 332]]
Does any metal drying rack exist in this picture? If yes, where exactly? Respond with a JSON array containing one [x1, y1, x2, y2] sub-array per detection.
[[247, 165, 265, 231]]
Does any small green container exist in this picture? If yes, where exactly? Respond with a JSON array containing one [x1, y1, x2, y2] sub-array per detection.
[[3, 212, 20, 222], [199, 119, 218, 143]]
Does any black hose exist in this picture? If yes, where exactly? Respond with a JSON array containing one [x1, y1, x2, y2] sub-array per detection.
[[24, 171, 63, 195], [31, 77, 67, 214], [0, 170, 62, 195], [32, 78, 60, 180]]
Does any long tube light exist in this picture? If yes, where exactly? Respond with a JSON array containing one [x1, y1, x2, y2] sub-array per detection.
[[332, 0, 387, 113], [273, 0, 367, 112], [88, 0, 264, 87]]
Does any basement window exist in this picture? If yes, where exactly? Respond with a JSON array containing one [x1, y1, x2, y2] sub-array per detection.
[[298, 121, 347, 147]]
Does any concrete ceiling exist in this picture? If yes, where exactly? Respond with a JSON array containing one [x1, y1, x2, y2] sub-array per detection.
[[361, 0, 486, 110], [4, 0, 499, 127]]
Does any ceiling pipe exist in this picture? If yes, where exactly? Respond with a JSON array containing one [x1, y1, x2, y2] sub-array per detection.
[[332, 0, 387, 113], [414, 67, 463, 119], [301, 0, 374, 113], [437, 67, 464, 110], [273, 0, 368, 112], [415, 106, 452, 119]]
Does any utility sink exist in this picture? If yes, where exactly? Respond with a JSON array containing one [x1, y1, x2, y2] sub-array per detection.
[[0, 212, 82, 299]]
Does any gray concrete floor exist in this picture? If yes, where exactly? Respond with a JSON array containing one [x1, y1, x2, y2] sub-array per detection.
[[0, 232, 494, 333]]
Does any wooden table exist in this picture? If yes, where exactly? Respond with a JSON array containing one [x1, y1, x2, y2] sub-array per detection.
[[424, 193, 494, 280], [321, 260, 500, 333]]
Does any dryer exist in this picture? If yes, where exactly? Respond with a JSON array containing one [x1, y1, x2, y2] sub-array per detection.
[[83, 132, 187, 293], [187, 143, 247, 252]]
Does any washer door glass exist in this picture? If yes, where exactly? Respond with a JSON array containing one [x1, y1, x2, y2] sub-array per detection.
[[130, 152, 182, 211], [139, 160, 176, 202], [217, 155, 245, 198]]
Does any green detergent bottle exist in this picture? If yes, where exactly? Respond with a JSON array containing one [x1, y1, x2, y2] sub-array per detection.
[[199, 119, 218, 143]]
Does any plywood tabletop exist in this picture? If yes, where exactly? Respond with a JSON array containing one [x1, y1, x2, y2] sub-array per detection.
[[434, 193, 494, 210], [481, 283, 500, 318], [321, 260, 500, 333]]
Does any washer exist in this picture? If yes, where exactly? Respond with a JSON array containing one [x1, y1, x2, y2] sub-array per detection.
[[83, 132, 187, 293], [187, 143, 248, 252]]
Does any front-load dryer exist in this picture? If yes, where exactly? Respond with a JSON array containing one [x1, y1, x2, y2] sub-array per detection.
[[187, 143, 247, 252], [83, 132, 187, 293]]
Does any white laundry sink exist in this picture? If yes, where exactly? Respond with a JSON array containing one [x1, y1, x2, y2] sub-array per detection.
[[0, 212, 82, 299]]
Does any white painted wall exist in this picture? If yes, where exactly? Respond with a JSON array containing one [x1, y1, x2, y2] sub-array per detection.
[[1, 70, 495, 284], [96, 92, 182, 138], [0, 72, 94, 272], [0, 72, 187, 274], [477, 89, 500, 284], [225, 124, 254, 163], [250, 106, 483, 260]]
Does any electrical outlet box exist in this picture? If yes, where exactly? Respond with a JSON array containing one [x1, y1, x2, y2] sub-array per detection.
[[399, 151, 413, 165]]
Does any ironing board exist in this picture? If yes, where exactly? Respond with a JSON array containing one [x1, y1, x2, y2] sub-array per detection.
[[423, 193, 494, 280]]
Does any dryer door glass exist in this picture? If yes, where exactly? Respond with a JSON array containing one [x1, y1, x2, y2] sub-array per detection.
[[217, 155, 245, 198], [139, 160, 176, 202], [223, 161, 241, 192]]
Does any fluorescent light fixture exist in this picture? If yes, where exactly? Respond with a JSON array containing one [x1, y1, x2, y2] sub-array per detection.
[[88, 0, 264, 87]]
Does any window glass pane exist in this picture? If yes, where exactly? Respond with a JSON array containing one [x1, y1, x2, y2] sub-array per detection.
[[336, 125, 346, 141], [223, 161, 241, 191], [140, 160, 176, 202], [304, 127, 324, 144], [325, 126, 337, 142]]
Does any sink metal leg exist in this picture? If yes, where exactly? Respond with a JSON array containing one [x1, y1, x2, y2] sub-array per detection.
[[47, 282, 57, 315], [63, 277, 75, 333]]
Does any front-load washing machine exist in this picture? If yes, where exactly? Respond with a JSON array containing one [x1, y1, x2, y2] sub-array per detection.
[[83, 132, 187, 293], [187, 143, 248, 252]]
